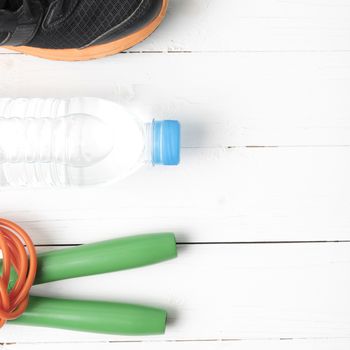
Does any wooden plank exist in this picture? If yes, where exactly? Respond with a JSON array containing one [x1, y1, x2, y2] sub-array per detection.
[[6, 339, 350, 350], [1, 243, 350, 343], [1, 0, 350, 53], [147, 0, 350, 52], [1, 147, 350, 244], [0, 52, 350, 147]]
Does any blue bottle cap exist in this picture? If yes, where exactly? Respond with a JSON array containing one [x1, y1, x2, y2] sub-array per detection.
[[152, 120, 181, 166]]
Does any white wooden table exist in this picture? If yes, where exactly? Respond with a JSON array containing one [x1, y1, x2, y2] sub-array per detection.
[[1, 0, 350, 349]]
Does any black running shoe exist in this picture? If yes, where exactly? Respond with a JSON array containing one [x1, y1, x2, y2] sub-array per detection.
[[0, 0, 167, 61]]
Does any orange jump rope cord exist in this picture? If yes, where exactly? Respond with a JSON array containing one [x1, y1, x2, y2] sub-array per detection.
[[0, 219, 37, 327]]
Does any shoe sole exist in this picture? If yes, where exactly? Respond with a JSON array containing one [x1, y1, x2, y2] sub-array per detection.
[[4, 0, 168, 61]]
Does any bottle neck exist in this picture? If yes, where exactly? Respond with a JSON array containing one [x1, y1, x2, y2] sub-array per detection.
[[145, 121, 154, 164]]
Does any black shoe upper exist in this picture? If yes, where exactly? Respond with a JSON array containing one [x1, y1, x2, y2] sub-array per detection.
[[0, 0, 43, 46], [0, 0, 163, 49]]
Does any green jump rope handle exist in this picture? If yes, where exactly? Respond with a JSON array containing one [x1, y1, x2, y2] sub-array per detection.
[[33, 232, 177, 284], [12, 296, 167, 335], [8, 233, 177, 335]]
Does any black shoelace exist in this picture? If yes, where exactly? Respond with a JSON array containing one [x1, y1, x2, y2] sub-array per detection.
[[0, 0, 43, 41], [0, 0, 25, 11]]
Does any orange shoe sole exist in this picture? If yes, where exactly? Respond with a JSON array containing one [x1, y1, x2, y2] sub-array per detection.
[[4, 0, 168, 61]]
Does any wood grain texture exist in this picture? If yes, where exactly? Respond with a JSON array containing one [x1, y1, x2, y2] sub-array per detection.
[[5, 339, 350, 350], [1, 147, 350, 244], [0, 52, 349, 147], [0, 0, 349, 347], [1, 243, 350, 343], [1, 0, 350, 53]]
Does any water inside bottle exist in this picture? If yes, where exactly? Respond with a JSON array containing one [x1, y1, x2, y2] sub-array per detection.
[[0, 98, 147, 187]]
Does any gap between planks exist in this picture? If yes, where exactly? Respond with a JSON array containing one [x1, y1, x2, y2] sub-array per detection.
[[3, 50, 350, 55], [32, 240, 350, 248], [3, 336, 350, 346]]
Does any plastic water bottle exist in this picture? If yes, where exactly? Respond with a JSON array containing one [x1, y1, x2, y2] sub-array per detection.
[[0, 97, 181, 188]]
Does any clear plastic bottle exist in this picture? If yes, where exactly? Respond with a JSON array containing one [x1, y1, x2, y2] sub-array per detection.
[[0, 97, 181, 188]]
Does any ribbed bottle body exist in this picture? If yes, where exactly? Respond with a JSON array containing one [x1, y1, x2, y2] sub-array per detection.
[[0, 98, 147, 187]]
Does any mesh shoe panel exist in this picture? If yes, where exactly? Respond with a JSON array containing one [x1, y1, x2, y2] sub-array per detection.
[[28, 0, 151, 49]]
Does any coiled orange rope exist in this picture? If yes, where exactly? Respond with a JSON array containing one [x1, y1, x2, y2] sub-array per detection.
[[0, 219, 37, 327]]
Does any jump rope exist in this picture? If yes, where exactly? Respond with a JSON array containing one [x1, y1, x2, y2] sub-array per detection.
[[0, 218, 177, 335]]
